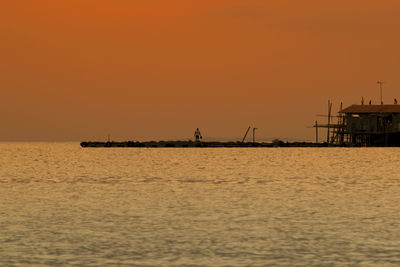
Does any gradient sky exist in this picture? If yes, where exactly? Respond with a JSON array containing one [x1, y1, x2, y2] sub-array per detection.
[[2, 0, 400, 141]]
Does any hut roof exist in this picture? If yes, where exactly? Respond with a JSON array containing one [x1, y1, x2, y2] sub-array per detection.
[[341, 104, 400, 114]]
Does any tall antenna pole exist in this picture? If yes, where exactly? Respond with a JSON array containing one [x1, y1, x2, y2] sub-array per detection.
[[377, 81, 385, 105], [327, 100, 332, 143]]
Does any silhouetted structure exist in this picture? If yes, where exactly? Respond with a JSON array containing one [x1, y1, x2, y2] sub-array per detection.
[[317, 104, 400, 146]]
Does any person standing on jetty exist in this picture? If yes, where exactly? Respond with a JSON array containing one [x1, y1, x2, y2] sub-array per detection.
[[194, 128, 202, 142]]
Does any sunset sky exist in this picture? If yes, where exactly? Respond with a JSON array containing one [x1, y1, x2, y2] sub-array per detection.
[[1, 0, 400, 141]]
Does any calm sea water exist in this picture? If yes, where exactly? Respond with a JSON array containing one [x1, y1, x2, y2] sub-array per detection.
[[1, 143, 400, 266]]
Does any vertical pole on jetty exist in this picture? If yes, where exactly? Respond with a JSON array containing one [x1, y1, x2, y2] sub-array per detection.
[[107, 134, 111, 142], [252, 127, 257, 143], [377, 81, 384, 104], [242, 126, 251, 143], [339, 102, 343, 145], [315, 121, 318, 143], [327, 100, 332, 143]]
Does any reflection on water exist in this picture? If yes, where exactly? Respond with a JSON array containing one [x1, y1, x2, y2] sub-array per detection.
[[1, 143, 400, 266]]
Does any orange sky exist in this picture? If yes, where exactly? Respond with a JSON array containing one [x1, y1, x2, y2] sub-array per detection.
[[1, 0, 400, 141]]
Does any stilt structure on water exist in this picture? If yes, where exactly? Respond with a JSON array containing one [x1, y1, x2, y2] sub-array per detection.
[[315, 99, 400, 147]]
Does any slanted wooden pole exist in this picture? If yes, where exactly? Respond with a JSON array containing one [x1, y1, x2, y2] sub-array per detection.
[[242, 126, 251, 143]]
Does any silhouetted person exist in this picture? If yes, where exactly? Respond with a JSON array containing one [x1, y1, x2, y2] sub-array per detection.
[[361, 97, 364, 105], [194, 128, 202, 142], [395, 98, 398, 104], [369, 100, 372, 105]]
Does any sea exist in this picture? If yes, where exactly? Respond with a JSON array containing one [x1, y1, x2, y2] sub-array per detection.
[[1, 142, 400, 266]]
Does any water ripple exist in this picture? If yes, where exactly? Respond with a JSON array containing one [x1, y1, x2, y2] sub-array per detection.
[[1, 143, 400, 265]]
